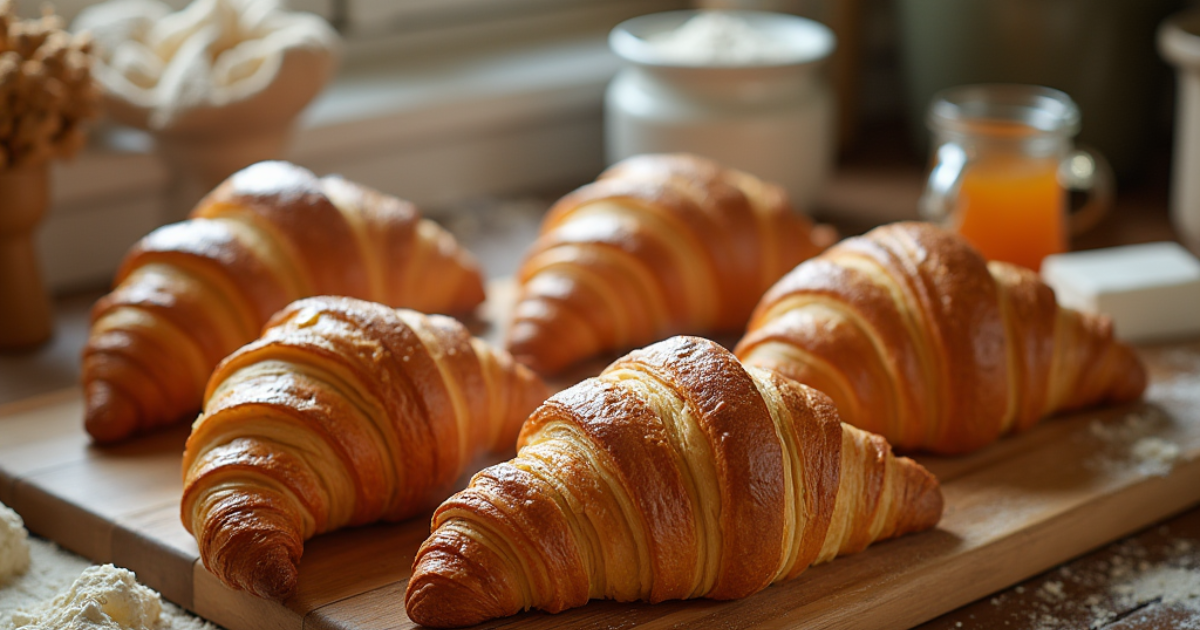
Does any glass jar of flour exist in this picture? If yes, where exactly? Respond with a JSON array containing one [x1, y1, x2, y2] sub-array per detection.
[[606, 10, 836, 208]]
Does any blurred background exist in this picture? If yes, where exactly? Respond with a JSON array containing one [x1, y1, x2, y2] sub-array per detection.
[[2, 6, 1199, 628], [4, 0, 1192, 292]]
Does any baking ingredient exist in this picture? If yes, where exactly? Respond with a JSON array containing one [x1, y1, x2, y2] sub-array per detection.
[[1085, 407, 1184, 478], [0, 501, 30, 584], [0, 537, 216, 630], [1088, 407, 1163, 445], [0, 0, 101, 170], [0, 537, 92, 625], [957, 533, 1200, 629], [10, 564, 161, 630], [1131, 437, 1182, 477], [1114, 565, 1200, 611], [645, 11, 800, 66], [1041, 242, 1200, 342]]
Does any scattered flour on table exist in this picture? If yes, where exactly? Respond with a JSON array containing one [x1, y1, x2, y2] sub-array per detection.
[[1077, 344, 1200, 478], [0, 504, 30, 586], [10, 564, 162, 629], [0, 537, 91, 622], [1038, 580, 1065, 601], [0, 537, 218, 630], [1087, 407, 1163, 445], [1104, 539, 1200, 627], [1112, 565, 1200, 611], [954, 534, 1200, 629], [1131, 437, 1182, 476], [1150, 375, 1200, 409], [1156, 346, 1200, 373], [1085, 406, 1185, 477], [1148, 346, 1200, 408]]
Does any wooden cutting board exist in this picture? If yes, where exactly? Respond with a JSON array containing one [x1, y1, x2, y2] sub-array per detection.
[[1, 281, 1198, 630]]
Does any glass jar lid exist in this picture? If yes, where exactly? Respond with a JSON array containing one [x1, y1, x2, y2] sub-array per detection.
[[927, 84, 1081, 139]]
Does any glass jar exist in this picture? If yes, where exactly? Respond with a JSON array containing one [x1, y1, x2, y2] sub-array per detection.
[[919, 84, 1112, 271], [605, 10, 836, 208]]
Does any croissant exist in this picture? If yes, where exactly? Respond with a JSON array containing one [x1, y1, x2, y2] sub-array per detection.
[[83, 161, 486, 444], [508, 153, 832, 375], [735, 221, 1147, 455], [406, 335, 942, 628], [181, 296, 548, 601]]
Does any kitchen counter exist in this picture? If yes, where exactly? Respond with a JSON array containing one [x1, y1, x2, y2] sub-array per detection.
[[0, 129, 1195, 629]]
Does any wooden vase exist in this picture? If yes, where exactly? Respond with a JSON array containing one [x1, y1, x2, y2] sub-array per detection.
[[156, 124, 294, 222], [0, 161, 53, 350]]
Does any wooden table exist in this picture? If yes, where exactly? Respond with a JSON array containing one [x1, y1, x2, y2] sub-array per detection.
[[1, 130, 1196, 629], [817, 125, 1200, 629]]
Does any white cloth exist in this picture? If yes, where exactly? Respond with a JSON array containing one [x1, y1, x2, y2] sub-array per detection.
[[74, 0, 339, 133]]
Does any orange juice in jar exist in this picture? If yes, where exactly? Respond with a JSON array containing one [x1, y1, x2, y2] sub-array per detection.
[[920, 85, 1110, 271], [955, 148, 1067, 271]]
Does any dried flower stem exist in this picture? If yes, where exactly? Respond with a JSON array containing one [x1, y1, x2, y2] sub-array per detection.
[[0, 0, 100, 171]]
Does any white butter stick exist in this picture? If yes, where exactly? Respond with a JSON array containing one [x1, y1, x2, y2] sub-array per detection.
[[1041, 242, 1200, 343]]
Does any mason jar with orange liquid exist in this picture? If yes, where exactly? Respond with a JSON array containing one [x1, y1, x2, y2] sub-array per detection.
[[919, 85, 1112, 271]]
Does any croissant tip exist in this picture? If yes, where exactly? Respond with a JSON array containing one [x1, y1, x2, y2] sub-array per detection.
[[84, 380, 140, 444], [901, 460, 945, 535], [238, 544, 299, 601], [507, 318, 587, 376], [405, 575, 495, 629], [507, 343, 554, 376], [406, 527, 525, 628], [460, 276, 487, 311], [916, 479, 945, 531], [1117, 348, 1149, 403]]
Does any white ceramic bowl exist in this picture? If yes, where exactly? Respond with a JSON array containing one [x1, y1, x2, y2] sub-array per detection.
[[605, 10, 837, 208]]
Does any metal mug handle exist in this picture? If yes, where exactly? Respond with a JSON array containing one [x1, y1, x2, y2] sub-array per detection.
[[1059, 145, 1114, 236]]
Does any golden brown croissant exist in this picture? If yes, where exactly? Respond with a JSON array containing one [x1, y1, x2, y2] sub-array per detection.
[[83, 161, 486, 444], [736, 221, 1147, 455], [405, 335, 942, 628], [507, 153, 832, 375], [181, 296, 547, 601]]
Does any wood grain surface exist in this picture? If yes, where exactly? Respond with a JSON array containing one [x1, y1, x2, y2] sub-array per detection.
[[0, 281, 1197, 630]]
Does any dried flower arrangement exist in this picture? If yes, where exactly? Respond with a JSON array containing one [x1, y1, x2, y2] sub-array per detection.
[[0, 0, 100, 171]]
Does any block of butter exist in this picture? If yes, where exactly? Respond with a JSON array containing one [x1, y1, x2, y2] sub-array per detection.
[[1041, 242, 1200, 343]]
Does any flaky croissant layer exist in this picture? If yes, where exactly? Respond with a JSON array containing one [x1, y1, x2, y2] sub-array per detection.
[[84, 161, 486, 443], [181, 297, 548, 601], [736, 221, 1147, 454], [508, 153, 832, 375], [405, 336, 942, 627]]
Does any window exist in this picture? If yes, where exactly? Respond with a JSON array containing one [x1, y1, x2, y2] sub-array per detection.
[[28, 0, 686, 290]]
